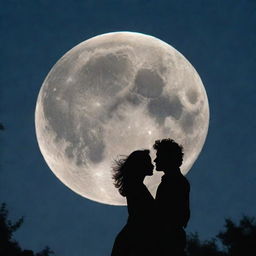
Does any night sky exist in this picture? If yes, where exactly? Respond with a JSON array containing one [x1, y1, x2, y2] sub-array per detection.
[[1, 1, 256, 255]]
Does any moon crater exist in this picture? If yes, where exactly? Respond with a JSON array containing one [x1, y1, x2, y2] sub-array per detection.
[[134, 68, 164, 99]]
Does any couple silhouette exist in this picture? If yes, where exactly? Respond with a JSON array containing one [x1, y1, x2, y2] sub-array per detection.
[[111, 139, 190, 256]]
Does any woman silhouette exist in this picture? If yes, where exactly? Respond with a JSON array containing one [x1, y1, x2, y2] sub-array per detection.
[[111, 150, 155, 256]]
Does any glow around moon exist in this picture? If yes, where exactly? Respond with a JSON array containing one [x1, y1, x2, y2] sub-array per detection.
[[35, 32, 209, 205]]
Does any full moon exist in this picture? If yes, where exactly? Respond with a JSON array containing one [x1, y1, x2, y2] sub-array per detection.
[[35, 32, 209, 205]]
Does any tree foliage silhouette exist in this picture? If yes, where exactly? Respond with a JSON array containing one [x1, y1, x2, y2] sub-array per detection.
[[0, 122, 4, 130], [217, 216, 256, 256], [0, 203, 24, 256], [186, 216, 256, 256], [0, 202, 55, 256], [186, 232, 225, 256]]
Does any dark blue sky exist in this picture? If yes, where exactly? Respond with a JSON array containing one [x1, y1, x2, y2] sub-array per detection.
[[1, 0, 256, 255]]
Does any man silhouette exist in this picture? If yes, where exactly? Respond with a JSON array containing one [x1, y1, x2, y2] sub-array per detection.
[[153, 139, 190, 256]]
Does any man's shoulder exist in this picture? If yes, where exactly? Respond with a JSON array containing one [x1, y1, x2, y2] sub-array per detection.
[[158, 173, 190, 188]]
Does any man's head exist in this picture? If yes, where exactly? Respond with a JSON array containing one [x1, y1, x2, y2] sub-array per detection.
[[153, 138, 184, 173]]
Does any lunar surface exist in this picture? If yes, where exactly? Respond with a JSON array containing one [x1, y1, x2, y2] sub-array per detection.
[[35, 32, 209, 205]]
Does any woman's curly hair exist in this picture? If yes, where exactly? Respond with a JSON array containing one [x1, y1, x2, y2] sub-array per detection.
[[112, 150, 150, 197]]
